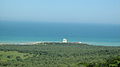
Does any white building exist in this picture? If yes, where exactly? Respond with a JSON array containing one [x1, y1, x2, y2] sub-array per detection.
[[62, 38, 68, 43]]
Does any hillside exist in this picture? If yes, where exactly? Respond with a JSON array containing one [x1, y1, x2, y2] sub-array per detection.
[[0, 43, 120, 67]]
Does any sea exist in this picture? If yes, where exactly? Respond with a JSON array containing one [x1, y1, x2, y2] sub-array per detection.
[[0, 21, 120, 46]]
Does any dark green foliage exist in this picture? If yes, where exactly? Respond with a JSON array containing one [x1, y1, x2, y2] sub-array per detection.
[[0, 44, 120, 67]]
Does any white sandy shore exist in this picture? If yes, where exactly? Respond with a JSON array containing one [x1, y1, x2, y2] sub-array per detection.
[[0, 41, 82, 45]]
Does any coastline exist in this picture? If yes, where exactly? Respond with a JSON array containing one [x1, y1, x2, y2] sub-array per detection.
[[0, 41, 120, 46], [0, 41, 82, 45]]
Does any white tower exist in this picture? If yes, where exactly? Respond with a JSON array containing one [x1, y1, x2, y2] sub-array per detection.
[[62, 38, 68, 43]]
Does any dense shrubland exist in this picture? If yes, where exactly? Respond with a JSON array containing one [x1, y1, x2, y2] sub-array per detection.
[[0, 43, 120, 67]]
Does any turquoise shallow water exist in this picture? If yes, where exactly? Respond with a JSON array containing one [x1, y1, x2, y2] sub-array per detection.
[[0, 21, 120, 46]]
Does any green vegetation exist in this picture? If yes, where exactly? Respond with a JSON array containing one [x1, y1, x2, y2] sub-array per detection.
[[0, 43, 120, 67], [0, 51, 32, 61]]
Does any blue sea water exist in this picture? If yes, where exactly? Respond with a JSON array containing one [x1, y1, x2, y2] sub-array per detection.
[[0, 21, 120, 46]]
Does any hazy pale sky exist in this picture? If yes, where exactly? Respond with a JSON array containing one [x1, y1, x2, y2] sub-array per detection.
[[0, 0, 120, 23]]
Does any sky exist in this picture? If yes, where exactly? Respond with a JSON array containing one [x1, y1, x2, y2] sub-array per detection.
[[0, 0, 120, 23]]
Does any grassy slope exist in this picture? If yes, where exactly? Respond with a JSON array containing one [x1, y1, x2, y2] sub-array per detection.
[[0, 51, 33, 62]]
